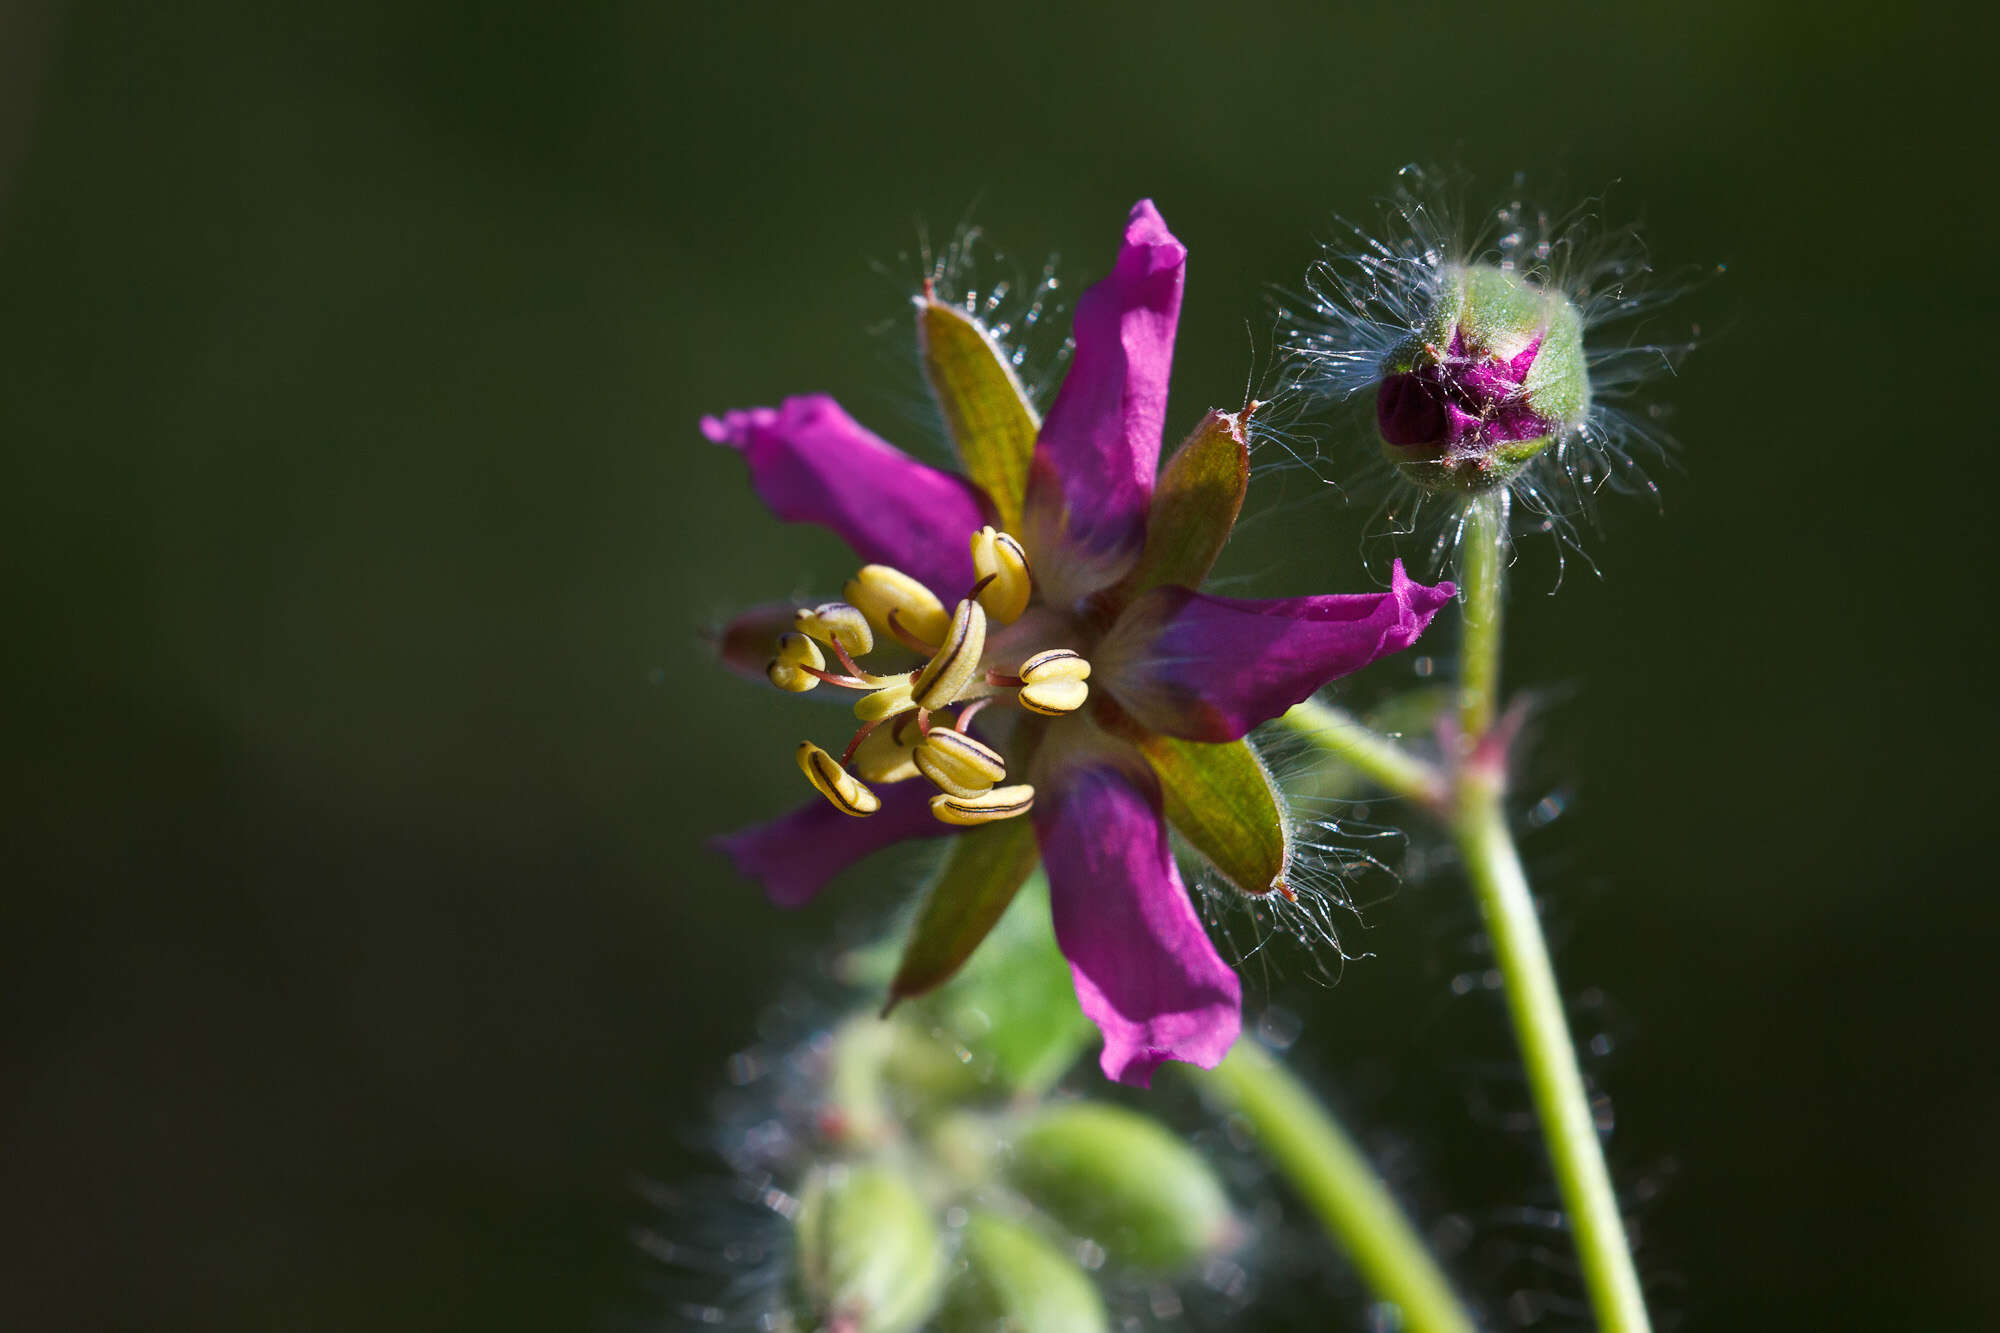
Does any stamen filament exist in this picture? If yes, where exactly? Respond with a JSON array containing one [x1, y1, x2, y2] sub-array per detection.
[[798, 665, 875, 689], [885, 608, 936, 656], [954, 698, 992, 732], [826, 636, 884, 684], [839, 717, 882, 768]]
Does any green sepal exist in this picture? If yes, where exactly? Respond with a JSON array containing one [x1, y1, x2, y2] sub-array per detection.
[[887, 815, 1040, 1006], [1004, 1102, 1237, 1273], [937, 1211, 1109, 1333], [900, 873, 1094, 1097], [918, 296, 1039, 532], [793, 1163, 946, 1333], [1119, 407, 1250, 598], [1142, 733, 1291, 899], [1522, 293, 1590, 425]]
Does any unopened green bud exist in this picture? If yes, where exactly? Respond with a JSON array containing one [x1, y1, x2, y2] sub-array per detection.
[[937, 1211, 1109, 1333], [1376, 263, 1590, 493], [1004, 1103, 1237, 1272], [793, 1164, 945, 1333]]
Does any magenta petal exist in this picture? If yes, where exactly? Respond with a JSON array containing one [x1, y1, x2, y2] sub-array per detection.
[[1100, 560, 1456, 742], [1035, 760, 1240, 1086], [706, 602, 799, 682], [1025, 201, 1186, 598], [712, 780, 953, 908], [702, 395, 985, 596]]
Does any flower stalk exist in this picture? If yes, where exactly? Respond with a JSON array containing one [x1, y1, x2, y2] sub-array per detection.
[[1280, 497, 1652, 1331], [1446, 509, 1651, 1333], [1451, 770, 1649, 1331], [1279, 696, 1445, 812], [1454, 491, 1507, 745], [1195, 1043, 1476, 1333]]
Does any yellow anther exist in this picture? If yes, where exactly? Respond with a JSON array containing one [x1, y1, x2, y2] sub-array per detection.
[[766, 632, 825, 692], [845, 565, 950, 645], [794, 602, 874, 656], [913, 728, 1008, 798], [1019, 678, 1089, 716], [929, 783, 1036, 826], [1017, 648, 1091, 715], [911, 598, 988, 711], [851, 722, 920, 784], [796, 742, 880, 816], [970, 527, 1032, 624], [853, 680, 917, 724], [1019, 648, 1091, 683]]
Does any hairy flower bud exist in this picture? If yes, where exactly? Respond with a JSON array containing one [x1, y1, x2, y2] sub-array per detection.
[[793, 1163, 946, 1333], [937, 1211, 1108, 1333], [1377, 263, 1590, 493], [1004, 1102, 1238, 1272]]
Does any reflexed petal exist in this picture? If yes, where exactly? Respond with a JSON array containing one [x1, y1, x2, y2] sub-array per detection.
[[1034, 757, 1240, 1087], [702, 395, 985, 596], [712, 779, 954, 907], [1098, 560, 1455, 742], [1024, 201, 1186, 603]]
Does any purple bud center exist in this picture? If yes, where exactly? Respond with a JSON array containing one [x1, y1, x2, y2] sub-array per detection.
[[1377, 331, 1551, 455]]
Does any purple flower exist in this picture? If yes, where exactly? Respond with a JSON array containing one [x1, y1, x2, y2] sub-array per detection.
[[703, 202, 1452, 1086]]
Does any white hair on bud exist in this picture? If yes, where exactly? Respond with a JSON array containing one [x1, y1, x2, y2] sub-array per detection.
[[1274, 165, 1709, 584]]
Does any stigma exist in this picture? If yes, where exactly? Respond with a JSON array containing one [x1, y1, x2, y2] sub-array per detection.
[[763, 528, 1092, 824]]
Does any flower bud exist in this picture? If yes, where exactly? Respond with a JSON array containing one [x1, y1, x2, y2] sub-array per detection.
[[936, 1211, 1108, 1333], [793, 1163, 946, 1333], [1003, 1102, 1237, 1273], [1377, 263, 1589, 493]]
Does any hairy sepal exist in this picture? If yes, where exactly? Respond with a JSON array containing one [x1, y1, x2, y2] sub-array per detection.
[[918, 296, 1039, 532], [1117, 407, 1250, 598], [886, 814, 1040, 1006], [1141, 733, 1292, 898]]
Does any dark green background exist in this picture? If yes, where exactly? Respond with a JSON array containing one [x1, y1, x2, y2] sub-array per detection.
[[4, 2, 1991, 1328]]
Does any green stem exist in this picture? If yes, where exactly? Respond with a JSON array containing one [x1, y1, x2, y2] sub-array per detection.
[[1196, 1044, 1476, 1333], [1450, 489, 1652, 1333], [1455, 491, 1507, 745], [1451, 781, 1649, 1331], [1279, 697, 1446, 810]]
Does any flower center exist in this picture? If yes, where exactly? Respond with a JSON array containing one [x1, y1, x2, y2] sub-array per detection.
[[768, 526, 1092, 825]]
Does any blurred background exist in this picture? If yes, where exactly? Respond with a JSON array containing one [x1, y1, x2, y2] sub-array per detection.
[[3, 1, 1991, 1328]]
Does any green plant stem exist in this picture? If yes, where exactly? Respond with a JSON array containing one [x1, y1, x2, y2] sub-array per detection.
[[1280, 697, 1446, 810], [1451, 777, 1648, 1330], [1196, 1044, 1476, 1333], [1450, 489, 1652, 1333], [1455, 491, 1507, 744]]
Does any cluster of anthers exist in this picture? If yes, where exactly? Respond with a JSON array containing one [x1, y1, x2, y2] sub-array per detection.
[[768, 526, 1090, 827]]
